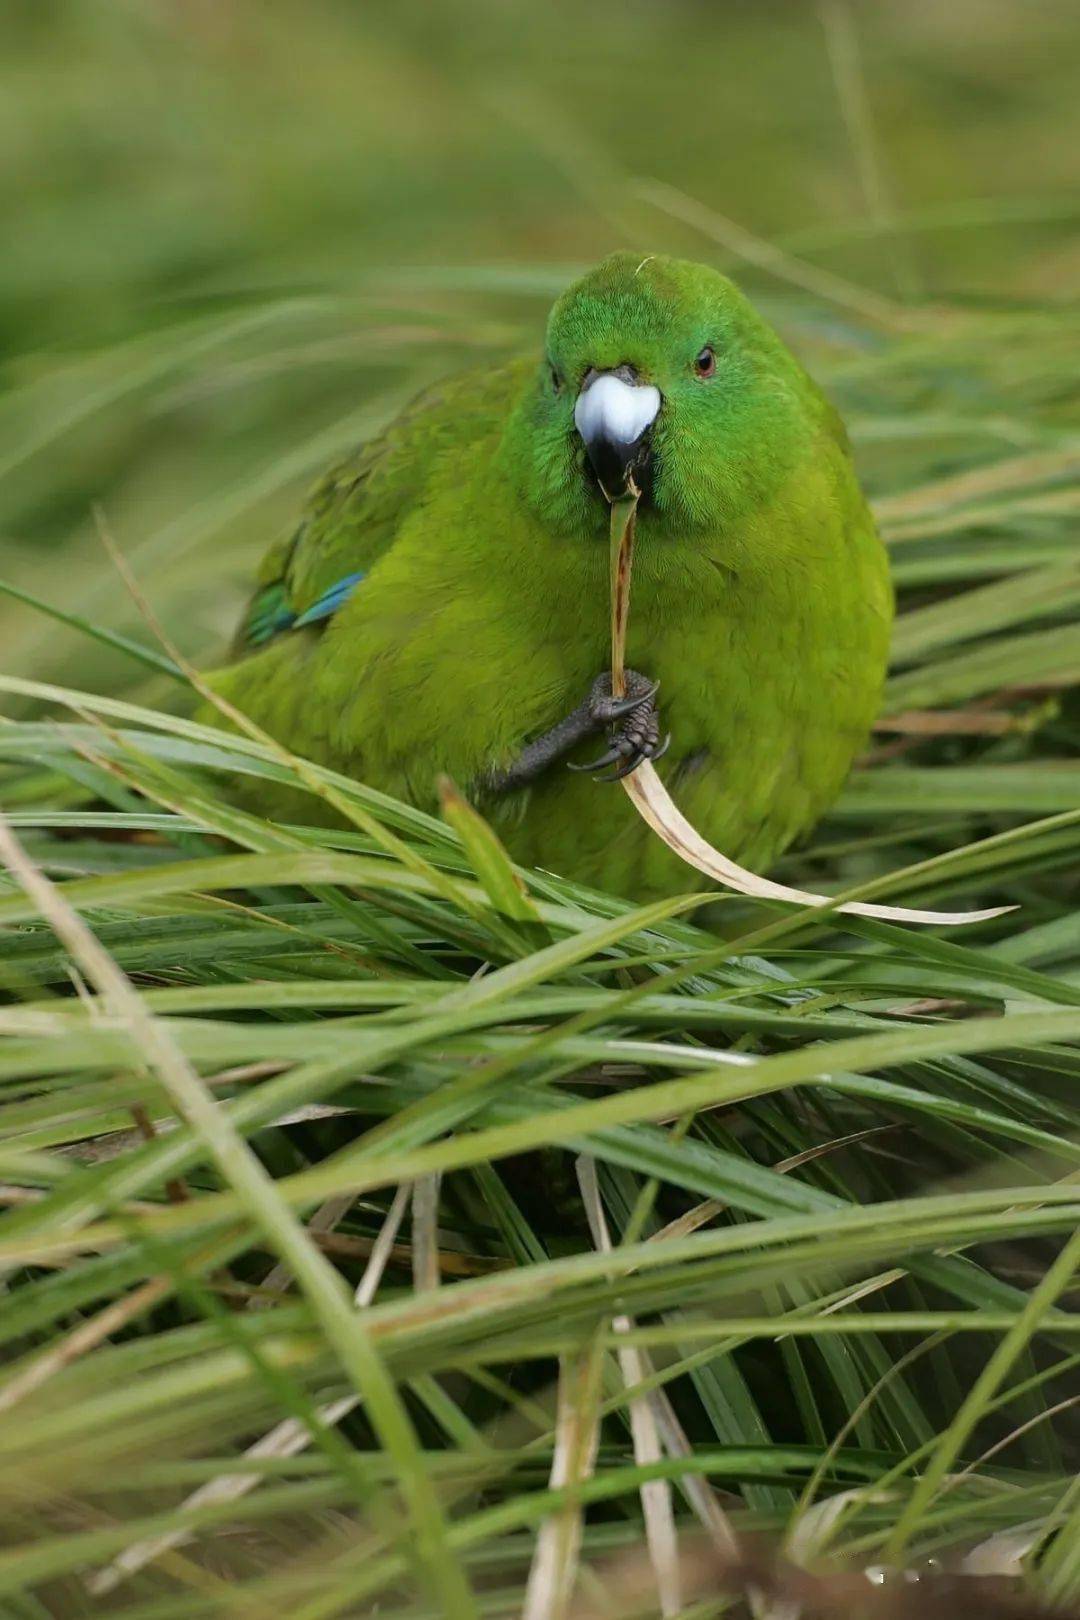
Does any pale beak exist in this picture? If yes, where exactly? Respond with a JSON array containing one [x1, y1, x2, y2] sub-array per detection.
[[574, 364, 661, 501]]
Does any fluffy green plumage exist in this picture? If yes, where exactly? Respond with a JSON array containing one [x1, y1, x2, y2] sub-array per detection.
[[207, 252, 892, 898]]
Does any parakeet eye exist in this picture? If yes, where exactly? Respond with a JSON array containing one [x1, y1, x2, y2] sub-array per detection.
[[694, 346, 717, 378]]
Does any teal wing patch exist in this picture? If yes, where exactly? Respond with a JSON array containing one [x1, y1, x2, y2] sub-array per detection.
[[239, 571, 365, 649], [243, 581, 297, 647]]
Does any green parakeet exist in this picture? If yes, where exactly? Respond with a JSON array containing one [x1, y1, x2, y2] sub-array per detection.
[[207, 252, 892, 898]]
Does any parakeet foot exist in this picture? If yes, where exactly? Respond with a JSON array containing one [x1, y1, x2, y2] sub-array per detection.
[[569, 670, 669, 781], [482, 668, 663, 794]]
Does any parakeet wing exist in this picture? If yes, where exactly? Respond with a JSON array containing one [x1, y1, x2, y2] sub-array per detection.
[[233, 360, 530, 653]]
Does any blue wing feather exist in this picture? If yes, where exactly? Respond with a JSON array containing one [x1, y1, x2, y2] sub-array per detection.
[[292, 572, 366, 628], [242, 571, 365, 647]]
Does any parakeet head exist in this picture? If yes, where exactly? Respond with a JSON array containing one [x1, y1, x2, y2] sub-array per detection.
[[510, 251, 824, 536]]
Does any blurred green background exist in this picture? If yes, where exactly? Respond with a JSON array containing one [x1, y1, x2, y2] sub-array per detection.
[[2, 0, 1078, 692]]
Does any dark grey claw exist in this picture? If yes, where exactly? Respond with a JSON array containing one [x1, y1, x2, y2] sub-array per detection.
[[596, 757, 640, 783], [608, 680, 660, 719], [567, 742, 624, 774], [573, 677, 666, 782], [592, 677, 660, 722], [596, 732, 671, 782]]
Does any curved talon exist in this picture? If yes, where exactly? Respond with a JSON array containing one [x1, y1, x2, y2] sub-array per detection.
[[566, 669, 667, 782], [601, 681, 660, 722], [596, 757, 640, 783], [568, 743, 625, 774], [596, 733, 671, 782]]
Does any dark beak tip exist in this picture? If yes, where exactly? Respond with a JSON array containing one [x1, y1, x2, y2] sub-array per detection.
[[584, 429, 652, 503]]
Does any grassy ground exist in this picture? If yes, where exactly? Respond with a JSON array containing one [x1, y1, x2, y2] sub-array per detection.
[[1, 2, 1079, 1616]]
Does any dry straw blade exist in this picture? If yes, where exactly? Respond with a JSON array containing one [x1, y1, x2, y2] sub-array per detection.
[[607, 494, 1012, 928]]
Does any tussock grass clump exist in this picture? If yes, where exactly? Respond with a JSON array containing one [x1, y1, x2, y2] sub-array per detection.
[[0, 289, 1078, 1616]]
